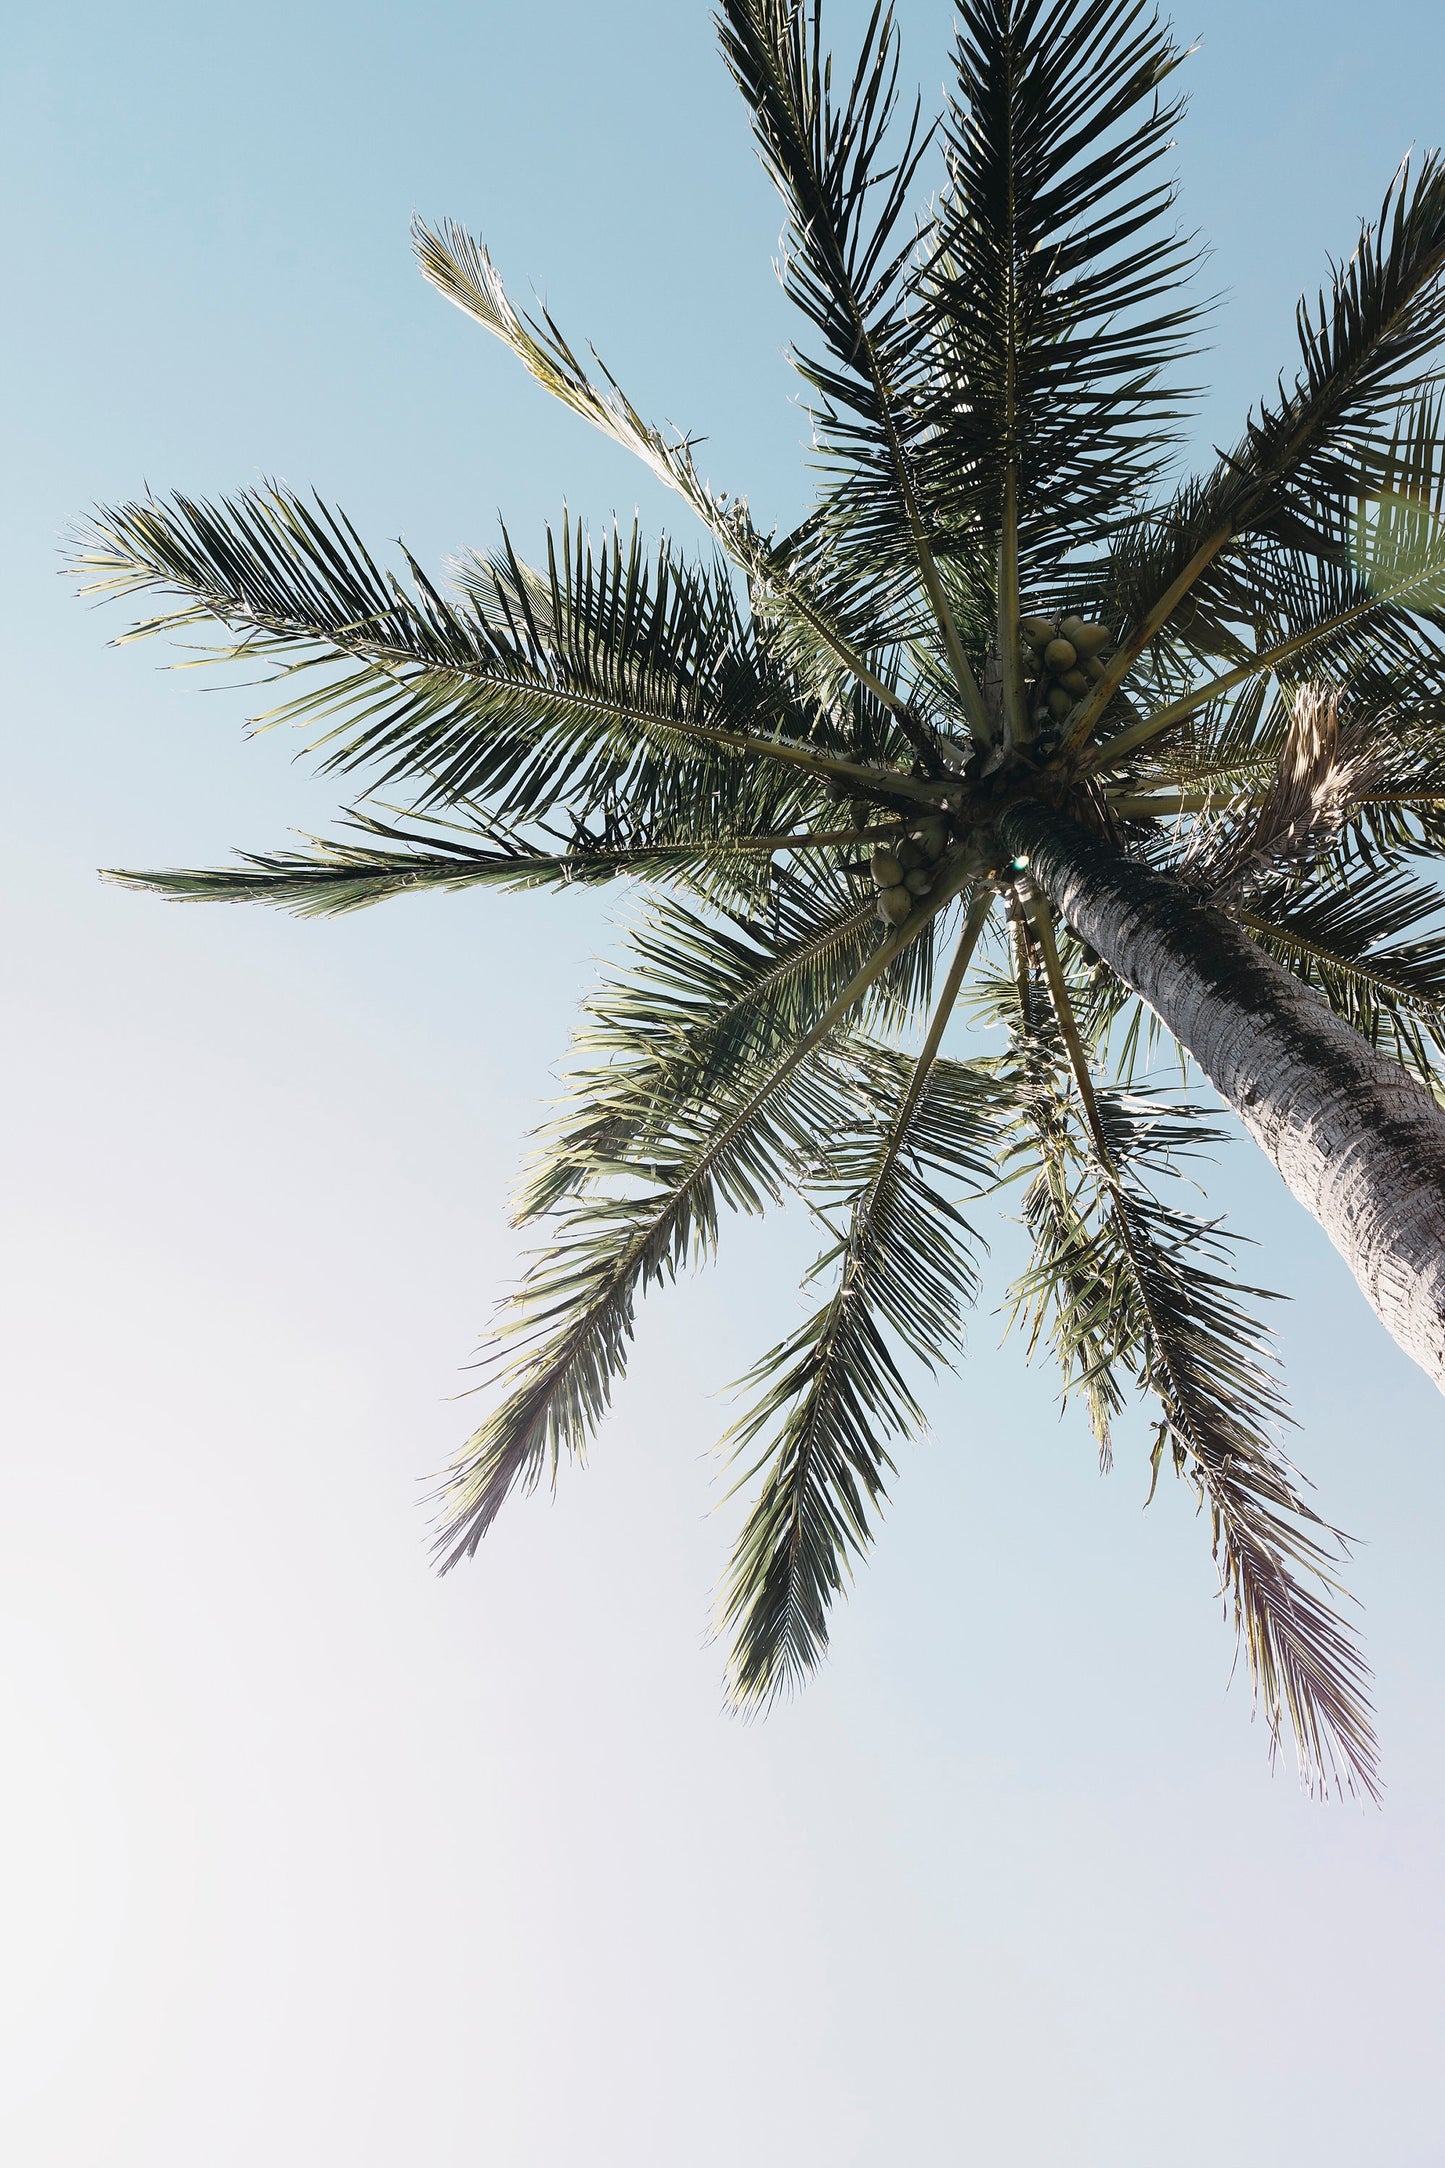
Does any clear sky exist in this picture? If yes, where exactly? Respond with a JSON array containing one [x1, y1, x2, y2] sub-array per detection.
[[3, 3, 1445, 2162]]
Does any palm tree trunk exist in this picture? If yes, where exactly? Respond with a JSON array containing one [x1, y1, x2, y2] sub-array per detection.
[[999, 799, 1445, 1393]]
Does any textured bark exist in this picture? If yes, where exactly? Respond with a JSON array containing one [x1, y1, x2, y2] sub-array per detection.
[[1000, 800, 1445, 1393]]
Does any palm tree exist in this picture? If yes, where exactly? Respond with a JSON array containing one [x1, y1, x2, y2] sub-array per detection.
[[74, 0, 1445, 1801]]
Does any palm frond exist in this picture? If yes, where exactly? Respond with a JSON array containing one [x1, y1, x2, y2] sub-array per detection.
[[1071, 159, 1445, 745], [512, 874, 883, 1222], [999, 912, 1376, 1797], [433, 866, 976, 1560], [413, 215, 921, 718], [717, 0, 986, 724], [1090, 399, 1445, 767], [412, 212, 795, 600], [72, 488, 910, 827], [1215, 155, 1445, 551], [101, 807, 906, 921], [1119, 674, 1281, 795], [433, 1057, 843, 1569], [1000, 1006, 1132, 1459], [434, 1016, 868, 1569], [1235, 861, 1445, 1091], [1106, 1179, 1376, 1798], [514, 839, 975, 1226], [1176, 685, 1374, 893], [929, 0, 1200, 575], [720, 894, 999, 1703]]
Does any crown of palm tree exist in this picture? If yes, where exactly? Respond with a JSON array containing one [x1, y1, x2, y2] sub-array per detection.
[[74, 0, 1445, 1802]]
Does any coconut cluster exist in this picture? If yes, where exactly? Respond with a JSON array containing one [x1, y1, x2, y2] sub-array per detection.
[[871, 814, 950, 929], [1019, 614, 1114, 747]]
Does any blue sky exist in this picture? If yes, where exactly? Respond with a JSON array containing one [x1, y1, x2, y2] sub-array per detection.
[[3, 3, 1444, 2162]]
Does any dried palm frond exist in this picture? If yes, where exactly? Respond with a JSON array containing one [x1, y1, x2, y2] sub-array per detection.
[[1181, 683, 1381, 894]]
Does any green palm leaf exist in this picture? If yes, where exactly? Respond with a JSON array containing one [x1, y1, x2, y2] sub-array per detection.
[[412, 214, 925, 722], [929, 0, 1200, 575], [101, 809, 876, 918], [999, 943, 1375, 1797], [1236, 863, 1445, 1091], [74, 487, 908, 824], [720, 894, 998, 1702], [433, 866, 975, 1564], [717, 0, 986, 725], [1069, 158, 1445, 749], [512, 875, 884, 1223]]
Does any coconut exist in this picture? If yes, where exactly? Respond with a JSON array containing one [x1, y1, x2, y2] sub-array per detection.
[[1060, 666, 1090, 695], [849, 798, 872, 831], [895, 837, 923, 871], [1047, 686, 1073, 720], [1071, 620, 1112, 655], [914, 815, 948, 860], [877, 884, 913, 928], [871, 848, 904, 888], [1020, 616, 1056, 645], [903, 866, 934, 897], [1086, 654, 1110, 681], [1044, 637, 1078, 673]]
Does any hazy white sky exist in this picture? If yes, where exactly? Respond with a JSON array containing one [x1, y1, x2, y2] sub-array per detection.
[[4, 2, 1445, 2161]]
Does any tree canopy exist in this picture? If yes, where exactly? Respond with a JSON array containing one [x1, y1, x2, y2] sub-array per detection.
[[74, 1, 1445, 1802]]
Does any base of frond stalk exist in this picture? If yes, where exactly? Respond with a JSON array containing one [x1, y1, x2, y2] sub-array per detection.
[[1000, 800, 1445, 1395]]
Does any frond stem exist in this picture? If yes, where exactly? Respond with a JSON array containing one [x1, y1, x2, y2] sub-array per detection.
[[1107, 791, 1225, 818], [1021, 886, 1113, 1171], [1087, 571, 1445, 771], [120, 573, 949, 807], [1060, 531, 1230, 756], [742, 535, 914, 717], [1236, 908, 1445, 1011], [730, 7, 981, 746], [880, 885, 996, 1153], [646, 847, 980, 1194], [998, 465, 1024, 751], [1107, 787, 1445, 820]]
